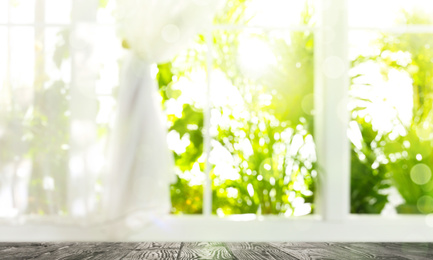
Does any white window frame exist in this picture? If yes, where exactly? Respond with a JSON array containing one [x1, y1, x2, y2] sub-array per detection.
[[1, 0, 433, 242]]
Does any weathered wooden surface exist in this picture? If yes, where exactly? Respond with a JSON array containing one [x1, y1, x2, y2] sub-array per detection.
[[0, 242, 432, 259]]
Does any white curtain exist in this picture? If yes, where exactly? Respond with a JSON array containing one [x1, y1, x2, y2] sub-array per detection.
[[102, 0, 225, 238], [0, 0, 224, 239]]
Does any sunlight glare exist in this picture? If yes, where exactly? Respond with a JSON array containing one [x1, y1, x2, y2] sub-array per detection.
[[45, 0, 71, 24], [9, 0, 34, 24], [237, 36, 276, 79], [247, 0, 312, 27], [167, 130, 191, 155], [43, 176, 55, 191], [349, 0, 433, 27], [210, 141, 241, 182]]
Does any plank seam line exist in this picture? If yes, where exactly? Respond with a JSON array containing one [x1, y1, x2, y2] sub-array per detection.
[[119, 242, 143, 260], [175, 242, 184, 260]]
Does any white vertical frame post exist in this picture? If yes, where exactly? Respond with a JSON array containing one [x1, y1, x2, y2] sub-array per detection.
[[34, 0, 56, 215], [314, 0, 350, 221], [5, 0, 12, 113], [203, 31, 213, 216], [68, 0, 98, 219]]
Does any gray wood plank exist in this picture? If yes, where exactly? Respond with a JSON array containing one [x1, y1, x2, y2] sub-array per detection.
[[178, 246, 234, 260], [34, 242, 141, 260], [377, 242, 433, 259], [89, 242, 141, 260], [335, 242, 430, 260], [227, 242, 297, 260], [269, 242, 326, 248], [0, 242, 432, 259], [134, 242, 181, 249], [271, 242, 414, 259], [122, 248, 179, 260], [0, 242, 75, 259], [230, 248, 298, 260], [329, 243, 403, 259], [34, 242, 105, 260], [225, 242, 274, 250], [182, 242, 225, 247]]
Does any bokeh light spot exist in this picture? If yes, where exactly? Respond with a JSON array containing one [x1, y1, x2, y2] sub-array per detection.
[[417, 196, 433, 213], [410, 163, 431, 185]]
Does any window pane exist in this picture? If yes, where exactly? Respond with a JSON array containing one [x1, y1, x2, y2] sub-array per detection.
[[45, 28, 71, 84], [215, 0, 316, 27], [45, 0, 71, 24], [349, 27, 433, 214], [210, 28, 316, 216], [160, 0, 317, 216], [0, 26, 72, 215], [0, 28, 7, 101], [9, 0, 35, 24], [349, 0, 433, 27], [0, 1, 8, 23], [159, 39, 208, 214], [97, 0, 115, 24], [10, 27, 34, 91]]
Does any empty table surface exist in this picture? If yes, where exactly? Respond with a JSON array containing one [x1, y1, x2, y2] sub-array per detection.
[[1, 242, 432, 259]]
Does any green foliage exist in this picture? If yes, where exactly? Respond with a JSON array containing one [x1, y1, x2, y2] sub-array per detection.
[[350, 117, 391, 213], [160, 0, 317, 215], [212, 115, 316, 215], [157, 62, 206, 213], [385, 128, 433, 213], [170, 177, 203, 214], [98, 0, 109, 8], [350, 11, 433, 214]]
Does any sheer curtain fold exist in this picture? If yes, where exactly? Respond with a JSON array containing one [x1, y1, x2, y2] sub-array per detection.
[[116, 0, 224, 63], [0, 0, 224, 239], [102, 0, 225, 238]]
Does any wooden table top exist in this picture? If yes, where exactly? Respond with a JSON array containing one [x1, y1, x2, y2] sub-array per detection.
[[1, 242, 432, 259]]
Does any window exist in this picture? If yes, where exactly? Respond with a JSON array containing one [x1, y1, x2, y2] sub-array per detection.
[[2, 0, 433, 241], [165, 0, 317, 217]]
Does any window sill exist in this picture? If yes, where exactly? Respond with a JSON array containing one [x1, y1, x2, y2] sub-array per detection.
[[1, 214, 432, 242]]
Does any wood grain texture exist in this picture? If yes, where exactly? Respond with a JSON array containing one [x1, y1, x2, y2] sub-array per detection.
[[333, 242, 429, 260], [270, 242, 368, 260], [182, 242, 225, 247], [119, 241, 182, 259], [33, 242, 107, 260], [0, 242, 75, 259], [225, 242, 273, 250], [88, 242, 141, 260], [34, 242, 139, 260], [227, 242, 298, 260], [134, 242, 181, 249], [178, 244, 234, 260], [230, 248, 298, 260], [122, 248, 179, 260], [271, 242, 415, 260], [0, 241, 432, 259]]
